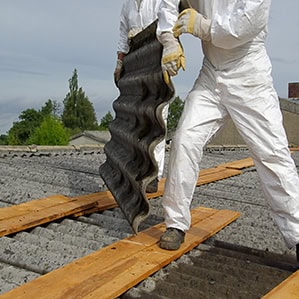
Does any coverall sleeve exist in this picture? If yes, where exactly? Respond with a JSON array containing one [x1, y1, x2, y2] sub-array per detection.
[[117, 3, 130, 54], [156, 0, 180, 36], [211, 0, 271, 49]]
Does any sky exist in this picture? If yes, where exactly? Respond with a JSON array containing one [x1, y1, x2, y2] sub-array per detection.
[[1, 1, 299, 135]]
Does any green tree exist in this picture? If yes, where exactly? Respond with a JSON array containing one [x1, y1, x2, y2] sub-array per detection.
[[7, 99, 59, 145], [40, 99, 62, 118], [99, 111, 113, 130], [7, 109, 42, 145], [0, 134, 8, 145], [40, 99, 54, 117], [167, 96, 184, 131], [29, 115, 70, 145], [62, 69, 98, 133]]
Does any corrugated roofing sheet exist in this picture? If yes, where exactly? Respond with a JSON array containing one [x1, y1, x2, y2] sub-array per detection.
[[0, 146, 298, 297], [99, 21, 174, 233]]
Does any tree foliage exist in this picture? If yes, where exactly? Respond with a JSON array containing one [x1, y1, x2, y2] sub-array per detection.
[[7, 108, 43, 145], [29, 115, 70, 145], [167, 96, 184, 131], [40, 99, 62, 118], [7, 100, 60, 145], [0, 134, 8, 145], [62, 69, 98, 133], [99, 111, 113, 130]]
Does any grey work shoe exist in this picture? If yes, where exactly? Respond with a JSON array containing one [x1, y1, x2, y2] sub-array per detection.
[[146, 178, 158, 193], [159, 228, 185, 250]]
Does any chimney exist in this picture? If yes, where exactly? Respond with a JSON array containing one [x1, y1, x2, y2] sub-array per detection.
[[288, 82, 299, 98]]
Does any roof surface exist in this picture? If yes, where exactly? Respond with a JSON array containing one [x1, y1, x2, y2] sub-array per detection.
[[70, 130, 111, 145], [0, 146, 298, 298]]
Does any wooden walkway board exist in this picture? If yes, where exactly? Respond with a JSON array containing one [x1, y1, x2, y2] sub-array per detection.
[[197, 168, 241, 185], [262, 270, 299, 299], [0, 158, 250, 237], [0, 195, 69, 220], [0, 207, 240, 299], [146, 167, 241, 198], [0, 192, 116, 237], [218, 157, 254, 170]]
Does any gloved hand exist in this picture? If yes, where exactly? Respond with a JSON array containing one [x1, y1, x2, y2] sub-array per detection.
[[173, 8, 211, 41], [114, 59, 123, 86], [157, 32, 186, 84], [113, 52, 126, 86]]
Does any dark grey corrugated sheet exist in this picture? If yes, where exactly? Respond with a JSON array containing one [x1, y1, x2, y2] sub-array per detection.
[[99, 21, 174, 233]]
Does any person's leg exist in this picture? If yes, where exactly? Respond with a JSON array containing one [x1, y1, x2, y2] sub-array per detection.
[[146, 138, 166, 193], [147, 104, 169, 193], [162, 74, 229, 234], [227, 84, 299, 250], [155, 104, 169, 180]]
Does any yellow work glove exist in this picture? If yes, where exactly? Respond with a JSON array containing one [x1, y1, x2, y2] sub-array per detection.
[[157, 32, 186, 85], [173, 8, 211, 41]]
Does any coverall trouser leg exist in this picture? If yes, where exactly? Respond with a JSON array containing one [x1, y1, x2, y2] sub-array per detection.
[[163, 67, 299, 248]]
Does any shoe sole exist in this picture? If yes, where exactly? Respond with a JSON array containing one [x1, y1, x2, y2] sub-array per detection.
[[159, 240, 183, 250]]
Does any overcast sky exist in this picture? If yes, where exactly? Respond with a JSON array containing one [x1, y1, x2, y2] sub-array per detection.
[[1, 1, 298, 135]]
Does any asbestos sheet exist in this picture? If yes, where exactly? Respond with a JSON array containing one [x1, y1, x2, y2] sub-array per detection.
[[99, 21, 175, 233]]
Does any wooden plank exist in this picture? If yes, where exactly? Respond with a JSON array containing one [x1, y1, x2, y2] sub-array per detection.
[[262, 270, 299, 299], [191, 206, 218, 221], [98, 210, 241, 299], [0, 195, 69, 220], [72, 191, 117, 212], [73, 186, 169, 217], [0, 207, 240, 299], [145, 167, 241, 199], [0, 193, 114, 237], [218, 157, 254, 170], [198, 168, 241, 185]]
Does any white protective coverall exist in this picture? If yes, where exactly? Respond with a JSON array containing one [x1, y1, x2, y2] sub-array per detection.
[[157, 0, 299, 249], [117, 0, 168, 180]]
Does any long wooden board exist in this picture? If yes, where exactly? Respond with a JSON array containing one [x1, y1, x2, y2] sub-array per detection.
[[0, 159, 249, 237], [0, 192, 115, 237], [218, 157, 254, 169], [142, 167, 241, 200], [262, 270, 299, 299], [0, 207, 240, 299], [0, 195, 69, 220]]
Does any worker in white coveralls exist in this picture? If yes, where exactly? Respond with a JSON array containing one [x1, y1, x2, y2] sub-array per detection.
[[156, 0, 299, 261], [114, 0, 168, 193]]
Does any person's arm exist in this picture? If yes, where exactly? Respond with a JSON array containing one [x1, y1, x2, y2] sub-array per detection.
[[157, 0, 180, 35], [211, 0, 271, 49], [173, 0, 271, 50], [117, 3, 130, 54], [156, 0, 185, 84], [114, 3, 129, 86]]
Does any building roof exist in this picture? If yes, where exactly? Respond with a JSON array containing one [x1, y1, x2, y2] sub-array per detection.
[[0, 146, 298, 297], [69, 130, 111, 145]]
